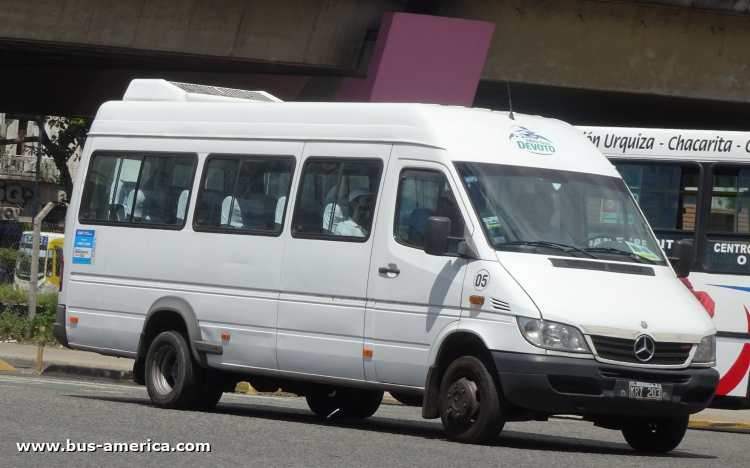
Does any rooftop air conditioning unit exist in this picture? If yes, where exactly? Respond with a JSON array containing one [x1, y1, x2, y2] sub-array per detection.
[[1, 206, 20, 221], [123, 80, 283, 103]]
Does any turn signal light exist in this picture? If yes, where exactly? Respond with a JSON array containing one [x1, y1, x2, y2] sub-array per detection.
[[221, 333, 230, 340], [70, 317, 78, 324], [469, 295, 485, 305], [363, 349, 373, 357]]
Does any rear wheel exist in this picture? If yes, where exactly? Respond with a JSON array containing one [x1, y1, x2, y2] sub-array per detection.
[[145, 331, 200, 409], [188, 370, 224, 411], [439, 355, 506, 444], [306, 387, 383, 419], [348, 390, 384, 419], [621, 416, 689, 453]]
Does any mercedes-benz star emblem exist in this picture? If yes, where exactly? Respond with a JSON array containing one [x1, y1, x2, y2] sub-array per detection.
[[641, 321, 648, 329], [634, 335, 656, 362]]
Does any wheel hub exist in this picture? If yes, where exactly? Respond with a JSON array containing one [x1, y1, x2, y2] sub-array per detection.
[[445, 377, 479, 423]]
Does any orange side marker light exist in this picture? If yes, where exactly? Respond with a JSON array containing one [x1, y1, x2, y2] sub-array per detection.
[[469, 295, 485, 305], [363, 349, 373, 357], [70, 317, 78, 324], [221, 333, 230, 340]]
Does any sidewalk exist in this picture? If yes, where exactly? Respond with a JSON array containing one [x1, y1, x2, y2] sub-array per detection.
[[0, 342, 748, 431], [0, 342, 134, 380]]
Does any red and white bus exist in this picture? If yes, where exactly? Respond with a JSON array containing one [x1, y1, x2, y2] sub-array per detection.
[[579, 126, 750, 408]]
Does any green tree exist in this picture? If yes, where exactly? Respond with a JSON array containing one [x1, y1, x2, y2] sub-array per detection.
[[40, 117, 91, 199]]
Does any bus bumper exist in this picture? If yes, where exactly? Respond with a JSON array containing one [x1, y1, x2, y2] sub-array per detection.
[[52, 304, 69, 348], [492, 351, 719, 418]]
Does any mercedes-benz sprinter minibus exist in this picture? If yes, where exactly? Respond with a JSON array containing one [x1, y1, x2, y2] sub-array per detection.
[[54, 80, 718, 452]]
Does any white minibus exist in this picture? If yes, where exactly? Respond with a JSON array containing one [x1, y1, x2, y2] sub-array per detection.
[[579, 126, 750, 410], [55, 80, 718, 452]]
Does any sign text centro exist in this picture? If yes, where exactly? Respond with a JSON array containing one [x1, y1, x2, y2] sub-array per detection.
[[509, 126, 556, 155]]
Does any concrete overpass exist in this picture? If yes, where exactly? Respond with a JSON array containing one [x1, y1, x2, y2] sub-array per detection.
[[1, 0, 749, 128]]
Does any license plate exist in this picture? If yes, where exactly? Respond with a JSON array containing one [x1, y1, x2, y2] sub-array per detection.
[[628, 381, 662, 400]]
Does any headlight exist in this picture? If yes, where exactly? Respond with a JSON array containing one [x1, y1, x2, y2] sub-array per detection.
[[693, 335, 716, 363], [517, 317, 591, 353]]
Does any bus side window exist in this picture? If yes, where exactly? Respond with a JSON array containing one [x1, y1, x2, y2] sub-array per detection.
[[615, 163, 699, 256], [194, 156, 295, 234], [54, 246, 63, 277], [46, 251, 54, 278], [703, 166, 750, 274], [79, 152, 197, 227]]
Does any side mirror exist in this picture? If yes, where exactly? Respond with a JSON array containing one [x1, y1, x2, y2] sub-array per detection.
[[669, 240, 693, 278], [424, 216, 451, 256]]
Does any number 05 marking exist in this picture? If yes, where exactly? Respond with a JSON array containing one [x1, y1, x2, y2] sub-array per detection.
[[474, 270, 489, 291]]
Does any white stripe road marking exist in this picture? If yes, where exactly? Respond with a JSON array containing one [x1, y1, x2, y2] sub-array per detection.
[[0, 375, 143, 391]]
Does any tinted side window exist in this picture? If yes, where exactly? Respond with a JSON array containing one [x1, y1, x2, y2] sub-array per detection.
[[79, 153, 197, 226], [292, 159, 383, 240], [704, 166, 750, 274], [616, 163, 699, 231], [395, 170, 465, 249], [708, 168, 750, 234], [132, 156, 197, 225], [194, 156, 294, 234]]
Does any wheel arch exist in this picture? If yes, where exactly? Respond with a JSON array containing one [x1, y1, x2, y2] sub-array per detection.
[[422, 326, 495, 419], [136, 296, 204, 366]]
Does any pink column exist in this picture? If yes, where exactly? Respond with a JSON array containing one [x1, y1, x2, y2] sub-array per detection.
[[334, 12, 495, 106]]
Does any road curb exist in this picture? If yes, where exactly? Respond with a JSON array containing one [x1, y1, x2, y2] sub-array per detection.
[[0, 356, 133, 382], [688, 420, 750, 434], [42, 363, 134, 382], [0, 357, 18, 372]]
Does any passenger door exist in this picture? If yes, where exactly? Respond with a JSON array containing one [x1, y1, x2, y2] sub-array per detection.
[[366, 148, 471, 387], [277, 142, 391, 380]]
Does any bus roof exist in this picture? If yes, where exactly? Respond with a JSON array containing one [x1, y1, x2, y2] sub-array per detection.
[[91, 90, 617, 177]]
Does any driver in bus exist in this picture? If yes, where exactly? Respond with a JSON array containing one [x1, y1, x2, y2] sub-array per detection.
[[334, 188, 373, 237], [516, 191, 575, 245]]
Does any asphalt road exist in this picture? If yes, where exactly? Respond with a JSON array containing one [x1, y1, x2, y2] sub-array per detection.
[[1, 374, 746, 468]]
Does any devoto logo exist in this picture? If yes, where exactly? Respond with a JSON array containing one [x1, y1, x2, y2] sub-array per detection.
[[509, 126, 556, 155]]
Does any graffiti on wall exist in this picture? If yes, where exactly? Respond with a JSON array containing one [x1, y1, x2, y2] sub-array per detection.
[[0, 181, 34, 206]]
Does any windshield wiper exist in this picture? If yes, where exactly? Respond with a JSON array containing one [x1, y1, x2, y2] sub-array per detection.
[[584, 247, 657, 265], [500, 241, 598, 259]]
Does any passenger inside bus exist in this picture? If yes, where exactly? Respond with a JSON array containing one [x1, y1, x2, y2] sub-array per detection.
[[322, 178, 349, 234]]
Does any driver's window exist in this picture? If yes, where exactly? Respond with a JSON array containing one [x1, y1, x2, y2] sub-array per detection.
[[394, 169, 465, 250]]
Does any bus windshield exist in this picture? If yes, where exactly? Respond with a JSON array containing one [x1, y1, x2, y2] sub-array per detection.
[[455, 162, 665, 265], [15, 243, 48, 281]]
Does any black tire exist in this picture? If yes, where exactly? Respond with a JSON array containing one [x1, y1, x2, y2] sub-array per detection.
[[188, 370, 224, 411], [145, 331, 200, 409], [390, 392, 423, 407], [439, 355, 506, 444], [348, 390, 384, 419], [621, 416, 689, 453], [306, 387, 383, 419]]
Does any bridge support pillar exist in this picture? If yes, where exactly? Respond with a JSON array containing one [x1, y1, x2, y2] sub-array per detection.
[[334, 12, 494, 106]]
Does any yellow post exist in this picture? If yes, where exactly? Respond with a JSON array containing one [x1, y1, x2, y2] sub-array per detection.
[[35, 326, 46, 375]]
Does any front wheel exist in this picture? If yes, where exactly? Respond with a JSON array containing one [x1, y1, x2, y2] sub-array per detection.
[[621, 416, 689, 453], [439, 355, 507, 444]]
